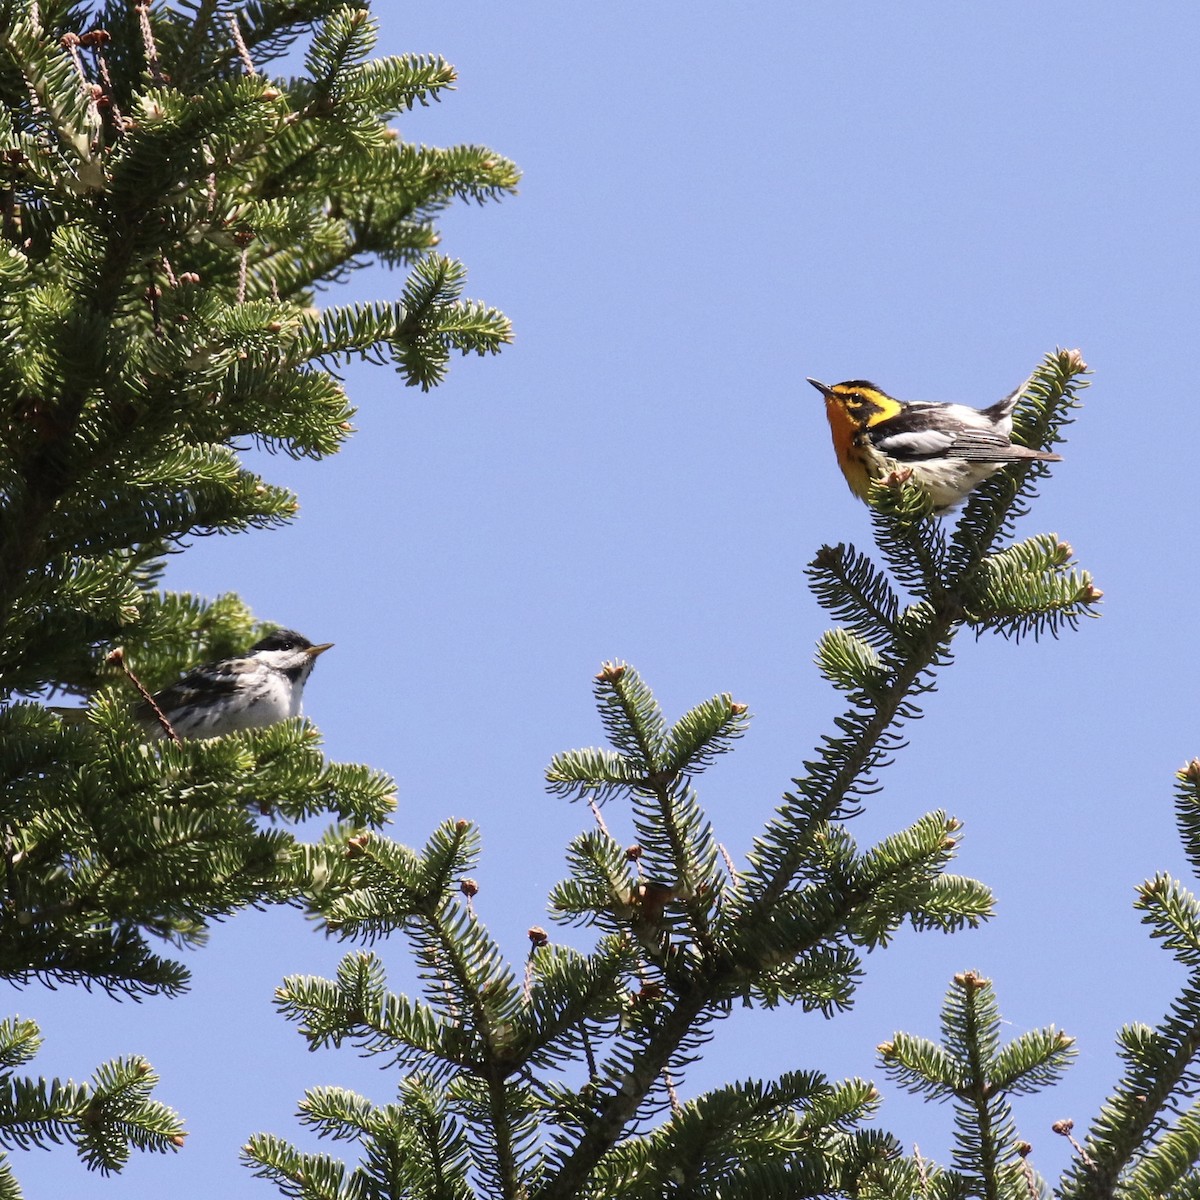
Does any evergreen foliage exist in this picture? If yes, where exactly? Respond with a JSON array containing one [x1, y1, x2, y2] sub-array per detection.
[[247, 352, 1104, 1197], [0, 1014, 184, 1191], [7, 4, 1197, 1197], [853, 759, 1200, 1199], [872, 970, 1075, 1200], [0, 0, 512, 1190], [1053, 760, 1200, 1200]]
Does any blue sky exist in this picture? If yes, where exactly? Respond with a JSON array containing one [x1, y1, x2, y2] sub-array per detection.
[[19, 3, 1200, 1194]]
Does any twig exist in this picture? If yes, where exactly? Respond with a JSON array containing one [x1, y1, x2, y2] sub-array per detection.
[[237, 244, 249, 303], [227, 14, 257, 76], [913, 1143, 930, 1197], [1015, 1141, 1039, 1199], [663, 1068, 682, 1115], [135, 2, 165, 86], [1052, 1119, 1094, 1167], [588, 797, 611, 837], [88, 31, 127, 133], [107, 647, 180, 745], [717, 841, 740, 885], [523, 927, 548, 1003]]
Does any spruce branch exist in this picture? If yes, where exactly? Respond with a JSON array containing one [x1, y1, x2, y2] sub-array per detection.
[[808, 542, 902, 650], [1056, 761, 1200, 1199], [879, 971, 1074, 1200], [0, 1024, 184, 1178]]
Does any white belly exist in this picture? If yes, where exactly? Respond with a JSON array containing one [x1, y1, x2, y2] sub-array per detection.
[[168, 672, 302, 738]]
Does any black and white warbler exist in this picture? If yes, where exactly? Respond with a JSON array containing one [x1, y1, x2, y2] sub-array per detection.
[[808, 376, 1062, 513], [138, 629, 333, 739]]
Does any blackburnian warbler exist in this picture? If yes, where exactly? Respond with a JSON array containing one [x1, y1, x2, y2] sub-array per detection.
[[807, 377, 1062, 513]]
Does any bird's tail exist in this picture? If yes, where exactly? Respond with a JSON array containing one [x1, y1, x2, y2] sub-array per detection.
[[982, 370, 1037, 420]]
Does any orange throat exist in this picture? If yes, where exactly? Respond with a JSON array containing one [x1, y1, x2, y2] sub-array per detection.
[[824, 398, 875, 500]]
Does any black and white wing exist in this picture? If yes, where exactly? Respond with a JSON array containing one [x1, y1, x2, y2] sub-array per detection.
[[137, 656, 251, 724], [869, 406, 1049, 464]]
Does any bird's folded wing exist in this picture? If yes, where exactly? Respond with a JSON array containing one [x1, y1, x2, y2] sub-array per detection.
[[142, 658, 251, 713]]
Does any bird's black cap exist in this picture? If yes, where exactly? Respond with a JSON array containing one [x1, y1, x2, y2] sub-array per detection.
[[250, 629, 312, 653]]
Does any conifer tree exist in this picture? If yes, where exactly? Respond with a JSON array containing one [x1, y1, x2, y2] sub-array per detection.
[[0, 1, 513, 1191], [243, 354, 1108, 1198], [9, 5, 1199, 1199]]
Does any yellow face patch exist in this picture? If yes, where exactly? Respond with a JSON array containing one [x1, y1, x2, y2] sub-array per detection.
[[830, 385, 903, 428]]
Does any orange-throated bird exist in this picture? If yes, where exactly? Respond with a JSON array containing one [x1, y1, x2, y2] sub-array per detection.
[[807, 376, 1061, 513]]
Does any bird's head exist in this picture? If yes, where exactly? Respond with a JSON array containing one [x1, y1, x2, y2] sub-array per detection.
[[807, 378, 900, 427], [250, 629, 334, 681]]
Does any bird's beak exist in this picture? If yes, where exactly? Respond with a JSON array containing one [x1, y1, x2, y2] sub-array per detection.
[[305, 643, 334, 658], [807, 378, 834, 398]]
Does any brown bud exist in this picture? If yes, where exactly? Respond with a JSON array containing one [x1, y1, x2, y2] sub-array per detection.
[[596, 662, 626, 683], [632, 982, 664, 1005], [1051, 1119, 1074, 1136], [1138, 876, 1168, 901], [528, 926, 548, 947], [625, 844, 643, 861], [730, 702, 748, 716], [260, 87, 282, 101], [460, 878, 479, 898], [105, 647, 125, 665], [636, 881, 680, 920], [1016, 1141, 1032, 1157]]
